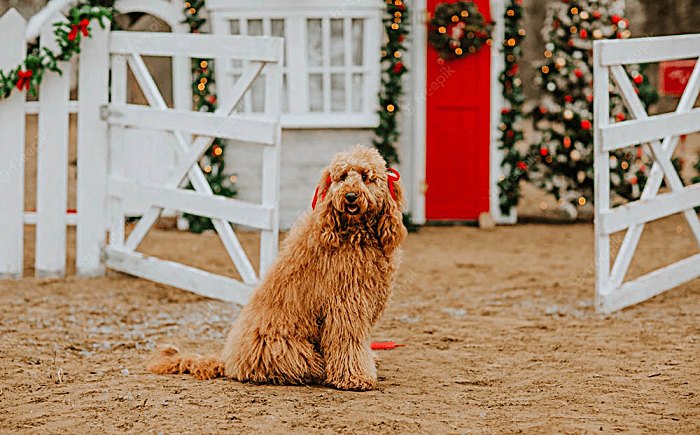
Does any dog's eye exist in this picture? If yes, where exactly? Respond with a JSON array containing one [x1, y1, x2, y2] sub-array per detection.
[[362, 173, 368, 182], [340, 173, 347, 181]]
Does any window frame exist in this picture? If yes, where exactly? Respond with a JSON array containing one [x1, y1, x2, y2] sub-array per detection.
[[211, 6, 382, 129]]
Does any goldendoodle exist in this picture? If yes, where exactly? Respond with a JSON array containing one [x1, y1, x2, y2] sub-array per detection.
[[148, 145, 407, 390]]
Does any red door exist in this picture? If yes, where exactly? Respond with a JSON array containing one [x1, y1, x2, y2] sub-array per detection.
[[425, 0, 491, 221]]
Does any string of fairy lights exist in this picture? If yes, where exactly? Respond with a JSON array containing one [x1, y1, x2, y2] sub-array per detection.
[[182, 0, 238, 233]]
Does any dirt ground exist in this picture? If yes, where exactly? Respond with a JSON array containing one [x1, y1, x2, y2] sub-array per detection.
[[1, 213, 699, 434]]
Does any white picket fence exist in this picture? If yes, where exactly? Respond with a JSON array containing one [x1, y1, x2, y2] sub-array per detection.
[[594, 34, 700, 313], [0, 8, 284, 305]]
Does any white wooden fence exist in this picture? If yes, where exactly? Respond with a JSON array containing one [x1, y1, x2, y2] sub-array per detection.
[[0, 8, 284, 305], [594, 34, 700, 313]]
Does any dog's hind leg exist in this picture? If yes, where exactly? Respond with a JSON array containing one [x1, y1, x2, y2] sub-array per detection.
[[226, 335, 324, 385]]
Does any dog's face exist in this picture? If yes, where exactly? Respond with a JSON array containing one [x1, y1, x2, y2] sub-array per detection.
[[313, 145, 407, 252]]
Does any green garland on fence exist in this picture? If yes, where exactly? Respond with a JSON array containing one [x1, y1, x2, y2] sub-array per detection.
[[496, 0, 527, 215], [0, 3, 114, 99], [373, 0, 409, 165], [181, 0, 238, 233]]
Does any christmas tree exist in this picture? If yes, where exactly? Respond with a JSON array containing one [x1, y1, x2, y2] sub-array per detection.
[[529, 0, 660, 218]]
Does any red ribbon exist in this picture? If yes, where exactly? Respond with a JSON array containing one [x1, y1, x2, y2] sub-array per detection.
[[16, 70, 32, 91], [387, 168, 400, 201], [311, 168, 401, 210], [311, 176, 332, 210], [68, 19, 90, 42]]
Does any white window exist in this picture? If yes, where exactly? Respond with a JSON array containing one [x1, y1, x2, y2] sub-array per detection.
[[209, 0, 382, 128]]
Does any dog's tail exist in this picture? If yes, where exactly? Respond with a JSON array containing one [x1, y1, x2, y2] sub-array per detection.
[[147, 345, 225, 380]]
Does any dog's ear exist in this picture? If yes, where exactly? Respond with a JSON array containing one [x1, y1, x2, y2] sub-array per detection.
[[313, 167, 341, 249], [312, 167, 332, 211], [377, 170, 407, 254]]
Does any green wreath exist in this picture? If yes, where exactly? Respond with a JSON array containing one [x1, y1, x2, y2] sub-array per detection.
[[428, 1, 493, 61]]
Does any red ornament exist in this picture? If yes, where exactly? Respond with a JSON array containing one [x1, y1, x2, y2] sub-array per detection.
[[68, 19, 90, 42], [639, 165, 646, 172], [540, 148, 549, 156], [636, 148, 643, 158], [501, 108, 510, 114], [616, 32, 622, 39], [616, 112, 626, 121], [511, 64, 520, 75], [568, 39, 575, 47], [393, 61, 404, 73], [563, 136, 572, 147], [586, 94, 594, 103], [574, 69, 583, 78], [16, 70, 32, 91], [539, 106, 547, 114], [399, 34, 406, 42], [565, 95, 573, 103], [553, 21, 560, 29], [633, 75, 643, 84], [205, 95, 217, 104], [581, 120, 591, 130], [517, 161, 528, 170], [611, 15, 622, 24], [516, 0, 523, 4], [507, 130, 515, 138], [580, 29, 588, 39], [630, 176, 638, 185], [593, 11, 602, 19]]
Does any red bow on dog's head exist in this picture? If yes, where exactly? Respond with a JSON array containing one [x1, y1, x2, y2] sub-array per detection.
[[311, 168, 401, 210]]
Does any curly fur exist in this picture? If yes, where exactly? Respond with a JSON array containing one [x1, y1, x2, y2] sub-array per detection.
[[147, 145, 407, 390]]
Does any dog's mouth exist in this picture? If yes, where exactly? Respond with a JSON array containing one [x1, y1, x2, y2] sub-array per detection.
[[345, 203, 360, 215]]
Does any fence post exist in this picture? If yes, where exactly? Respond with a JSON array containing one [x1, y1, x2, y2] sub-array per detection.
[[76, 18, 110, 276], [36, 13, 71, 278], [0, 9, 27, 279]]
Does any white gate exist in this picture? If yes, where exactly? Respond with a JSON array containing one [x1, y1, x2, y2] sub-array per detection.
[[594, 34, 700, 313], [83, 27, 283, 304]]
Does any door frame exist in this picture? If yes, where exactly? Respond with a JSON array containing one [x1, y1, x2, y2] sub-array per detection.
[[410, 0, 515, 224]]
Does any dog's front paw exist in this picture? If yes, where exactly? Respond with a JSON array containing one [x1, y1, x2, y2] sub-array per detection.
[[331, 374, 376, 391]]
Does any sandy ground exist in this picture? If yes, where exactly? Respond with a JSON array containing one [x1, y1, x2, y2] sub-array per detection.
[[1, 214, 699, 434]]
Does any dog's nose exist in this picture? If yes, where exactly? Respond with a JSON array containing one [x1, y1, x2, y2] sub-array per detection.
[[345, 192, 357, 203]]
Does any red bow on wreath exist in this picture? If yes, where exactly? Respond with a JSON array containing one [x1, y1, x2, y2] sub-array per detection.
[[311, 169, 401, 210], [16, 70, 32, 91], [68, 19, 90, 42]]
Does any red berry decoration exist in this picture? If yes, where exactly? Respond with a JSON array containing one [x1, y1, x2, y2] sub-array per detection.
[[611, 15, 622, 24], [630, 176, 638, 185], [581, 120, 591, 130], [593, 11, 602, 18], [501, 108, 510, 114], [563, 136, 572, 147], [580, 29, 588, 38], [517, 161, 528, 170], [565, 95, 573, 102], [540, 148, 549, 156], [616, 112, 626, 121], [633, 75, 643, 84], [393, 61, 404, 73], [574, 69, 583, 78], [539, 106, 547, 114]]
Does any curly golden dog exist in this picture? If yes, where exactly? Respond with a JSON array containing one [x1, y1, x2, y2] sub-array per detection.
[[148, 145, 407, 390]]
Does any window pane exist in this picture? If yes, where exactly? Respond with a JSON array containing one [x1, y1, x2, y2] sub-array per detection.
[[309, 73, 323, 112], [248, 19, 263, 36], [331, 74, 345, 112], [352, 73, 363, 112], [232, 74, 245, 112], [307, 19, 323, 67], [330, 19, 344, 66], [282, 74, 288, 112], [252, 74, 265, 112], [271, 19, 286, 67], [229, 19, 240, 35], [352, 19, 364, 66], [230, 20, 242, 68]]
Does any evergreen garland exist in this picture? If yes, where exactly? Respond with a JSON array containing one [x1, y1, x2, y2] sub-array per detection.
[[181, 0, 238, 233], [529, 0, 662, 218], [373, 0, 409, 165], [496, 0, 527, 215], [0, 2, 114, 100]]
